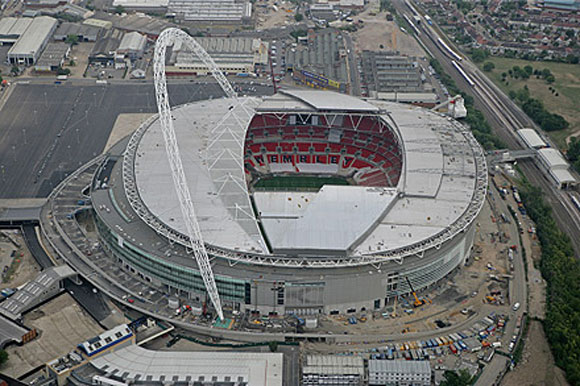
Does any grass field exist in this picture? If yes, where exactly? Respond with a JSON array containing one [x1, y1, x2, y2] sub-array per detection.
[[254, 175, 350, 190], [478, 57, 580, 149]]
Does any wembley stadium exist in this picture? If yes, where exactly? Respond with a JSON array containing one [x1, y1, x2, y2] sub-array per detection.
[[89, 85, 487, 317]]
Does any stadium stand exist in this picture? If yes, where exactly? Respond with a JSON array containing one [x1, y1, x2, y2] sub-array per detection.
[[244, 113, 403, 187]]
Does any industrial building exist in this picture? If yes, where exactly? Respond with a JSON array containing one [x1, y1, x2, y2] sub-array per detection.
[[7, 16, 57, 65], [34, 42, 70, 72], [88, 345, 283, 385], [0, 17, 33, 45], [112, 0, 169, 12], [369, 360, 431, 385], [53, 22, 100, 42], [361, 51, 424, 93], [167, 36, 268, 75], [89, 29, 124, 64], [116, 31, 147, 60], [286, 29, 349, 92], [167, 0, 252, 23], [0, 266, 76, 321], [302, 355, 365, 385]]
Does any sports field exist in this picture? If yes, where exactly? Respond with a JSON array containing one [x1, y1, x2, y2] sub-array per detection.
[[254, 175, 350, 190]]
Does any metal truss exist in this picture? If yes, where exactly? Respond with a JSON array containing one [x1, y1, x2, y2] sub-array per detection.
[[151, 28, 239, 320]]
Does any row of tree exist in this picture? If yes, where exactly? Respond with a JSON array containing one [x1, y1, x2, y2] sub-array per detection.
[[566, 137, 580, 174], [519, 183, 580, 385], [508, 86, 569, 132]]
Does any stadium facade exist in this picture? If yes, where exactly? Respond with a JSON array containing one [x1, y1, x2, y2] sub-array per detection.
[[91, 89, 487, 316]]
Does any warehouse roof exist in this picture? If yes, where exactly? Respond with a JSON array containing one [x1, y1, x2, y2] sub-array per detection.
[[91, 345, 283, 385], [35, 42, 69, 69], [303, 355, 364, 375], [54, 22, 100, 41], [368, 359, 431, 375], [0, 266, 75, 320], [117, 31, 147, 52], [0, 17, 32, 42], [7, 16, 57, 58]]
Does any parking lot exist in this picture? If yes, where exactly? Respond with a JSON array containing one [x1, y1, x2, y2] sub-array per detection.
[[0, 81, 271, 198]]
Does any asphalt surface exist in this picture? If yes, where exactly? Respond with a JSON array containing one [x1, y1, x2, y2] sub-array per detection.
[[64, 277, 112, 324], [21, 224, 53, 269], [0, 81, 272, 199]]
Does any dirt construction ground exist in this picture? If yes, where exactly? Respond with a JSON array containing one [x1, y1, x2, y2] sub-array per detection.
[[502, 321, 568, 386], [352, 0, 425, 57], [2, 293, 104, 378]]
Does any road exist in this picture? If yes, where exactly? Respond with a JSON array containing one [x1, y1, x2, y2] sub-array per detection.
[[391, 0, 580, 257]]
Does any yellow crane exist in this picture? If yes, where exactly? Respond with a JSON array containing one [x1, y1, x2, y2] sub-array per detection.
[[406, 276, 427, 308]]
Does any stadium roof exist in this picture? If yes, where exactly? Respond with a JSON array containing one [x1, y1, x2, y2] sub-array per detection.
[[127, 91, 485, 260], [91, 344, 283, 385], [281, 89, 380, 112]]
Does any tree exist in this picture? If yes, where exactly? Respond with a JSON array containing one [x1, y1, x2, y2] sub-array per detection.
[[65, 34, 79, 46], [0, 349, 8, 366], [440, 369, 473, 386], [524, 64, 533, 75], [268, 341, 278, 352], [115, 4, 125, 13], [471, 48, 488, 62], [483, 61, 495, 72], [294, 13, 303, 22], [57, 67, 71, 76], [546, 74, 555, 84]]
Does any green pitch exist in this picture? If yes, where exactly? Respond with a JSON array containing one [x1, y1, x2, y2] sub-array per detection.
[[254, 175, 350, 191]]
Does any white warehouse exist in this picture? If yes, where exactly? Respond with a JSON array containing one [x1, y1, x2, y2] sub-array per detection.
[[7, 16, 57, 65]]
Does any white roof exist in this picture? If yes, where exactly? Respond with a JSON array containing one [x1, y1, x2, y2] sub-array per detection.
[[517, 128, 546, 149], [134, 97, 267, 254], [257, 187, 398, 252], [281, 89, 380, 112], [7, 17, 56, 57], [118, 31, 147, 52], [112, 0, 168, 7], [538, 147, 569, 169], [368, 359, 431, 375], [0, 17, 32, 38], [550, 168, 576, 185], [91, 344, 283, 385]]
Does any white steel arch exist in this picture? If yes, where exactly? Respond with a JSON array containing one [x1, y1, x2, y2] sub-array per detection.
[[153, 28, 237, 320]]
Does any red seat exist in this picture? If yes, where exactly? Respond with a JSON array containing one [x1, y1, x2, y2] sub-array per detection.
[[313, 143, 327, 152]]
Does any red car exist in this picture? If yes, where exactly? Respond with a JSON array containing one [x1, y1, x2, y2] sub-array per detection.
[[128, 298, 135, 304]]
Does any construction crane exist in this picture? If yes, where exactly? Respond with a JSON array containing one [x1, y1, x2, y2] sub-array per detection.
[[405, 276, 430, 308], [431, 95, 467, 119]]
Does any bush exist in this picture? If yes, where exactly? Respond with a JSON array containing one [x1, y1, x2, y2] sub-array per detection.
[[483, 61, 495, 72]]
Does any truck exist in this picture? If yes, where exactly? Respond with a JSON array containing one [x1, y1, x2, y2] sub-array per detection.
[[424, 15, 433, 25], [1, 288, 16, 298]]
